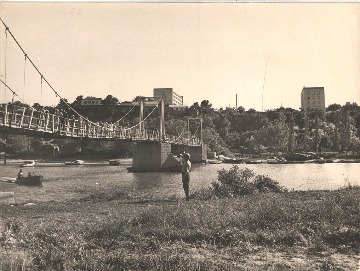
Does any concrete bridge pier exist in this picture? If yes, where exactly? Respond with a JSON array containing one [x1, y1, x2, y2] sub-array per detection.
[[132, 141, 181, 172], [181, 144, 208, 163]]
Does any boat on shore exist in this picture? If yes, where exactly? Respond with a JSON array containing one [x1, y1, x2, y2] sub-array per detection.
[[244, 159, 264, 164], [222, 157, 244, 164], [15, 175, 43, 186], [20, 160, 36, 167], [267, 157, 287, 164], [109, 160, 120, 166], [206, 159, 222, 164], [284, 153, 316, 162], [64, 160, 84, 165]]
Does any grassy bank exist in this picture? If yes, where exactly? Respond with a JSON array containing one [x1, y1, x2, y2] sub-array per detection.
[[1, 185, 360, 270]]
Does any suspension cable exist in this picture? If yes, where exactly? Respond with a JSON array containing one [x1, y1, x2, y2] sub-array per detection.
[[40, 75, 43, 105], [23, 54, 27, 102], [0, 18, 104, 127], [0, 18, 160, 132], [0, 78, 25, 104], [123, 103, 159, 131], [174, 124, 188, 142], [113, 105, 136, 124], [4, 26, 8, 102]]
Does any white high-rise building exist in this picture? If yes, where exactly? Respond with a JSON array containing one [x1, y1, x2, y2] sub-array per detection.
[[153, 88, 183, 105], [301, 87, 325, 111]]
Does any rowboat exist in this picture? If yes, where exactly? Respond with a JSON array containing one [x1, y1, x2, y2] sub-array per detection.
[[206, 159, 222, 164], [64, 160, 84, 165], [20, 160, 36, 167], [15, 175, 43, 186], [222, 157, 244, 164], [109, 160, 121, 166]]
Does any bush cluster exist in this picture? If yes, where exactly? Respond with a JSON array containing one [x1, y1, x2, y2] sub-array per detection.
[[210, 166, 287, 198]]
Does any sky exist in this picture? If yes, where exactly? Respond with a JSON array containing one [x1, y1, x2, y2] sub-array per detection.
[[0, 2, 359, 110]]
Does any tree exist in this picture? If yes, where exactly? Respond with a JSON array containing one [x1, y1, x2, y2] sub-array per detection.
[[165, 119, 187, 139], [255, 112, 288, 155], [348, 136, 360, 155], [56, 98, 69, 112], [103, 95, 119, 106], [326, 103, 342, 112], [314, 115, 321, 152], [133, 96, 145, 102], [202, 127, 230, 155], [287, 113, 295, 153], [72, 95, 83, 106], [32, 103, 43, 110], [303, 112, 311, 152], [237, 106, 245, 113]]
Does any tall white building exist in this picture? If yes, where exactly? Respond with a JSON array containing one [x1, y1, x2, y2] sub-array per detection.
[[153, 88, 183, 105], [301, 87, 325, 111]]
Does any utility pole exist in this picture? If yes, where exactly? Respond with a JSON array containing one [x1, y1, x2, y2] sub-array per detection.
[[159, 96, 165, 141], [139, 98, 144, 136]]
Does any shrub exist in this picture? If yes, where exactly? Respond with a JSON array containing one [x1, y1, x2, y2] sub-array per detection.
[[254, 175, 287, 193], [211, 166, 286, 198]]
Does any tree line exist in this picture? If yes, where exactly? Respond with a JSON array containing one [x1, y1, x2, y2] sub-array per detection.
[[4, 96, 360, 157]]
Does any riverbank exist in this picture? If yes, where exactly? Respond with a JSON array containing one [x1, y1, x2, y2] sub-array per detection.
[[1, 187, 360, 270]]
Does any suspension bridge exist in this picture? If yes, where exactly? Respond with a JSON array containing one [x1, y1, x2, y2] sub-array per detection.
[[0, 18, 207, 170]]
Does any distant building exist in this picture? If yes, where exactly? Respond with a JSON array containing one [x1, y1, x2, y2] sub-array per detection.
[[81, 96, 102, 106], [301, 87, 325, 111], [169, 105, 188, 111], [153, 88, 183, 105]]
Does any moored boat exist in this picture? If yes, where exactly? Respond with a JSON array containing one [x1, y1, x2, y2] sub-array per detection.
[[245, 159, 264, 164], [109, 160, 121, 166], [21, 160, 36, 167], [222, 157, 244, 164], [15, 175, 43, 186], [266, 157, 286, 164], [64, 160, 84, 165], [206, 159, 222, 164]]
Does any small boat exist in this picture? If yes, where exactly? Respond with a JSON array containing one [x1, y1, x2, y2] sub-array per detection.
[[64, 160, 84, 165], [109, 160, 120, 166], [222, 157, 244, 164], [21, 160, 35, 167], [267, 157, 286, 164], [314, 158, 325, 164], [206, 159, 222, 164], [15, 175, 43, 186], [245, 160, 264, 164]]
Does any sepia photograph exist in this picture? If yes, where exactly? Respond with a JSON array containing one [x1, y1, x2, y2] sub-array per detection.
[[0, 2, 360, 270]]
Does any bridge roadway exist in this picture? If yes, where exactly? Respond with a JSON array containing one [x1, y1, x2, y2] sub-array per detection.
[[0, 104, 201, 145]]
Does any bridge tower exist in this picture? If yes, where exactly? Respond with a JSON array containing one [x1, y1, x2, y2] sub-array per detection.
[[131, 97, 181, 171]]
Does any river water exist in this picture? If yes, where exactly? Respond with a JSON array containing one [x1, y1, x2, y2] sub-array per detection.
[[0, 159, 359, 203]]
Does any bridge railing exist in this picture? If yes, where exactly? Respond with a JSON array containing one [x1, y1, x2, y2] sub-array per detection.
[[0, 104, 168, 141], [0, 104, 202, 145]]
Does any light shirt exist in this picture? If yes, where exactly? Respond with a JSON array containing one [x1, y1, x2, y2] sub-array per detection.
[[182, 160, 191, 173]]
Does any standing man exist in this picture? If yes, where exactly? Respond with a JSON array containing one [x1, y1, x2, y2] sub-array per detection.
[[181, 153, 191, 201], [17, 169, 24, 179]]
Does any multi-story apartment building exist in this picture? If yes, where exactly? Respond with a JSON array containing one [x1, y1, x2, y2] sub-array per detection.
[[81, 96, 102, 106], [153, 88, 183, 105], [301, 87, 325, 111]]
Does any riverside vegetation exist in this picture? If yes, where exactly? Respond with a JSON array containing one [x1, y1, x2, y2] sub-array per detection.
[[1, 166, 360, 270]]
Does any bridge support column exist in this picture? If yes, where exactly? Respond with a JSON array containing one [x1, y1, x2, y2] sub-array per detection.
[[0, 133, 7, 164], [183, 144, 207, 163], [132, 141, 181, 171]]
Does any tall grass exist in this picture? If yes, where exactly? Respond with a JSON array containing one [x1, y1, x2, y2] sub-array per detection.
[[1, 167, 360, 270]]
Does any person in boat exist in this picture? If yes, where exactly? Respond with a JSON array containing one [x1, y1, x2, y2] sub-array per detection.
[[17, 169, 24, 179], [181, 153, 191, 201], [28, 172, 32, 177]]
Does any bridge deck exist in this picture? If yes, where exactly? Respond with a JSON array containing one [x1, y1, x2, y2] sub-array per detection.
[[0, 104, 201, 145]]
